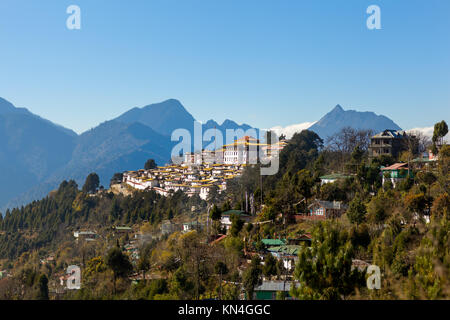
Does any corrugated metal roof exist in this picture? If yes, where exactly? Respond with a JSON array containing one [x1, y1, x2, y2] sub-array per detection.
[[261, 239, 286, 246], [254, 281, 299, 292], [380, 163, 408, 170], [308, 200, 348, 210]]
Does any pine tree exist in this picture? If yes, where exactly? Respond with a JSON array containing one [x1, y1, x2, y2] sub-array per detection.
[[347, 195, 367, 225], [37, 274, 49, 300], [291, 221, 365, 299]]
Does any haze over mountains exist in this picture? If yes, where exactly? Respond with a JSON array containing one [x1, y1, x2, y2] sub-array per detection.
[[0, 98, 255, 211], [0, 97, 435, 212], [270, 104, 403, 140]]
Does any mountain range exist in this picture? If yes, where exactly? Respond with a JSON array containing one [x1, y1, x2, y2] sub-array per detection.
[[0, 98, 254, 211], [1, 98, 417, 212]]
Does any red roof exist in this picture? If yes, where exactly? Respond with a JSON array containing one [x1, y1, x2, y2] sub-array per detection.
[[381, 163, 409, 170], [209, 234, 227, 245]]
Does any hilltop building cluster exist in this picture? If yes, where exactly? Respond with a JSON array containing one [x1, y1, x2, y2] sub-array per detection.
[[122, 136, 288, 200]]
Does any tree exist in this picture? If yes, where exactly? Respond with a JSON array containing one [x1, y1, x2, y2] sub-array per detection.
[[137, 255, 150, 283], [243, 256, 262, 300], [263, 254, 278, 278], [320, 182, 347, 202], [407, 215, 449, 299], [214, 261, 229, 300], [221, 201, 231, 212], [178, 231, 211, 300], [432, 120, 448, 151], [207, 185, 221, 203], [293, 169, 314, 207], [209, 204, 222, 221], [144, 159, 157, 170], [416, 171, 437, 198], [326, 127, 373, 153], [431, 193, 450, 218], [230, 214, 244, 237], [372, 154, 394, 167], [37, 274, 49, 300], [110, 172, 123, 186], [106, 247, 133, 294], [274, 130, 323, 182], [347, 196, 367, 225], [367, 191, 392, 224], [291, 221, 365, 299], [169, 267, 195, 299], [404, 193, 427, 216], [82, 173, 100, 194], [167, 208, 174, 220]]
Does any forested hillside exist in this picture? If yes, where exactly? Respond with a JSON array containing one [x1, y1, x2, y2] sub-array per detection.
[[0, 126, 448, 300]]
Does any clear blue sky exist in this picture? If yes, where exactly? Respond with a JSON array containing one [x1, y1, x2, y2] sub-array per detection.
[[0, 0, 449, 134]]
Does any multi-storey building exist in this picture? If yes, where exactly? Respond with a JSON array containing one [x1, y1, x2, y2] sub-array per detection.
[[369, 129, 418, 159]]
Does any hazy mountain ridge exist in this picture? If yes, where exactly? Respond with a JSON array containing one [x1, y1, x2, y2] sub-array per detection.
[[114, 99, 196, 136], [0, 99, 77, 211], [0, 98, 257, 211], [1, 99, 410, 212], [308, 104, 402, 140]]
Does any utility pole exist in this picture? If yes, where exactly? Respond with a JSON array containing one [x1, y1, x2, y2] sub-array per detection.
[[260, 168, 263, 211]]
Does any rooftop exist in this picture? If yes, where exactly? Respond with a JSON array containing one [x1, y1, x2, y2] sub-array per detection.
[[320, 173, 352, 180], [222, 210, 250, 217], [309, 200, 348, 210], [261, 238, 286, 246], [254, 280, 299, 292], [267, 245, 302, 256], [372, 129, 407, 139], [380, 163, 409, 171]]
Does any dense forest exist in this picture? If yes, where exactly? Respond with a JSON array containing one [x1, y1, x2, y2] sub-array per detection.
[[0, 123, 448, 300]]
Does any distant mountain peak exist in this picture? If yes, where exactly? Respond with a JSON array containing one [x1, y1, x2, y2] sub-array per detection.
[[204, 119, 219, 127], [221, 119, 238, 126], [114, 99, 196, 136], [309, 104, 402, 140], [331, 104, 344, 113], [142, 98, 185, 110]]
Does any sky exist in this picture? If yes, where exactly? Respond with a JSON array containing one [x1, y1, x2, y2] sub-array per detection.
[[0, 0, 449, 134]]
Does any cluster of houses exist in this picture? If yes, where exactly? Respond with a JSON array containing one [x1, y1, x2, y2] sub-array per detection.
[[319, 129, 439, 189], [122, 136, 289, 200], [123, 163, 239, 200]]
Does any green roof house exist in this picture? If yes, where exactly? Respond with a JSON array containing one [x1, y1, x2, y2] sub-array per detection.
[[320, 173, 352, 185], [380, 163, 413, 187]]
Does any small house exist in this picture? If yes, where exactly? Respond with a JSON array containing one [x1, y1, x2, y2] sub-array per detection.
[[220, 210, 253, 230], [319, 173, 352, 185], [380, 162, 413, 187], [307, 200, 348, 219], [73, 230, 97, 242]]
